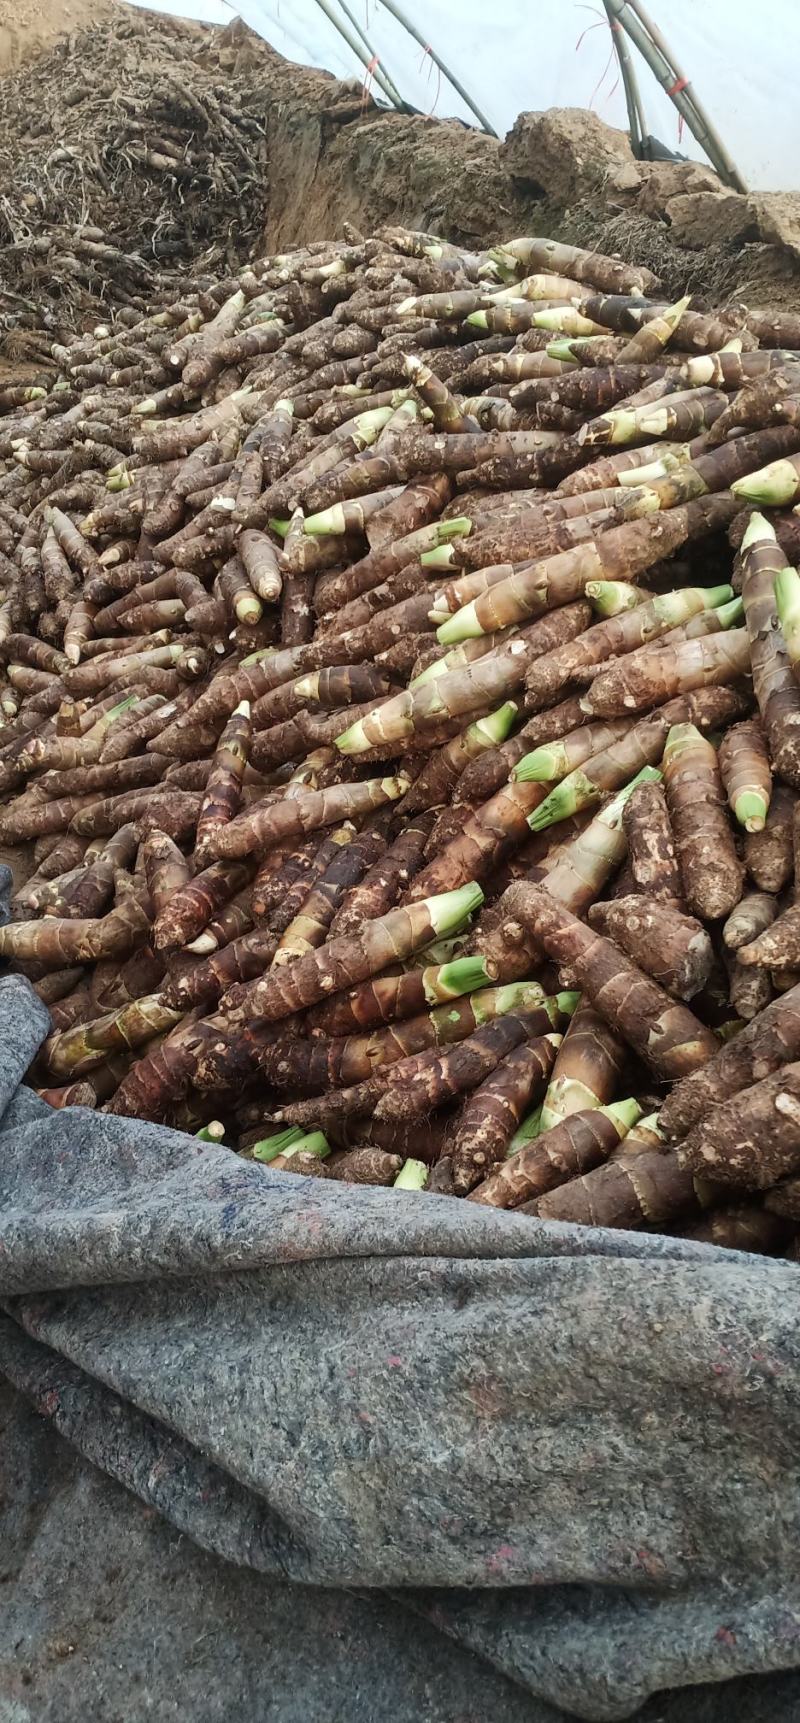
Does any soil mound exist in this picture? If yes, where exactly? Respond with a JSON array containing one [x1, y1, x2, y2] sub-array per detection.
[[0, 11, 273, 341]]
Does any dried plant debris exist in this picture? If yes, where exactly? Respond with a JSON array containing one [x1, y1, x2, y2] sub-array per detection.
[[0, 14, 268, 340]]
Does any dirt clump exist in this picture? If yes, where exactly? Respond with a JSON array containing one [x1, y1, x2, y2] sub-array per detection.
[[0, 0, 113, 73], [265, 109, 523, 255], [500, 107, 634, 204]]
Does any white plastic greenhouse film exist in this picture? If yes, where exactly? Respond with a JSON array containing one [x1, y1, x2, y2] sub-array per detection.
[[124, 0, 800, 191]]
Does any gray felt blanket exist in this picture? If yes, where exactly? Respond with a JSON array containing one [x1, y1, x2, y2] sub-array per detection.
[[2, 961, 800, 1722]]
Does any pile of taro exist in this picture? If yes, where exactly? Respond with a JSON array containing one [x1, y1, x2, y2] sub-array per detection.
[[3, 223, 800, 1247]]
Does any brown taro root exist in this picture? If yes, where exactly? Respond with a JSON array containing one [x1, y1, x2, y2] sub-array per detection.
[[323, 1111, 451, 1165], [723, 893, 779, 952], [662, 724, 743, 920], [275, 1011, 548, 1129], [743, 783, 796, 893], [0, 896, 152, 968], [328, 811, 435, 937], [532, 1147, 697, 1228], [106, 1009, 279, 1119], [250, 843, 305, 922], [622, 779, 683, 903], [465, 794, 630, 984], [36, 756, 166, 799], [32, 971, 87, 1015], [264, 829, 357, 938], [511, 715, 631, 790], [163, 930, 278, 1010], [272, 826, 386, 964], [403, 776, 550, 900], [297, 664, 398, 709], [153, 860, 251, 953], [206, 774, 408, 860], [264, 991, 567, 1093], [539, 998, 626, 1130], [511, 884, 718, 1080], [280, 568, 316, 647], [74, 790, 202, 843], [659, 983, 800, 1139], [193, 888, 253, 953], [724, 948, 773, 1023], [588, 897, 714, 1000], [237, 530, 282, 604], [740, 514, 800, 789], [0, 791, 98, 844], [707, 370, 800, 446], [737, 903, 800, 970], [37, 1081, 98, 1110], [14, 841, 86, 916], [101, 1012, 210, 1122], [683, 1206, 793, 1254], [194, 699, 252, 865], [678, 1063, 800, 1189], [142, 830, 193, 915], [468, 1100, 641, 1209], [581, 628, 751, 721], [608, 1113, 666, 1160], [450, 1032, 561, 1193], [268, 1150, 331, 1178], [403, 352, 478, 433], [91, 943, 167, 1013], [46, 506, 101, 580], [100, 694, 179, 763], [307, 953, 493, 1039], [718, 717, 772, 834], [223, 883, 483, 1021], [43, 992, 182, 1078], [327, 1147, 403, 1185]]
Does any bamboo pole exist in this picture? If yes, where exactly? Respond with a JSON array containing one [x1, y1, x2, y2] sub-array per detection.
[[372, 0, 498, 137], [604, 0, 747, 192], [311, 0, 405, 112], [333, 0, 408, 111], [603, 0, 647, 157]]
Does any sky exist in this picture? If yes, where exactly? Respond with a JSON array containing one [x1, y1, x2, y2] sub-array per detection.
[[126, 0, 800, 191]]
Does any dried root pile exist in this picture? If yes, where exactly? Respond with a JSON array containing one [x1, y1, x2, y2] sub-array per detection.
[[4, 222, 800, 1248], [0, 14, 268, 345]]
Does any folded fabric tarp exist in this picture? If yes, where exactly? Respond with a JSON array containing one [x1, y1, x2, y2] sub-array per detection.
[[2, 962, 800, 1721]]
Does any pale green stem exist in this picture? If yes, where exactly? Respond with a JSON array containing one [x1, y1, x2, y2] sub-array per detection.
[[252, 1126, 304, 1162], [394, 1158, 429, 1190]]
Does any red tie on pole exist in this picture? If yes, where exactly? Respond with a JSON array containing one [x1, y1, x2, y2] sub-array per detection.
[[361, 52, 379, 110], [668, 75, 689, 141]]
